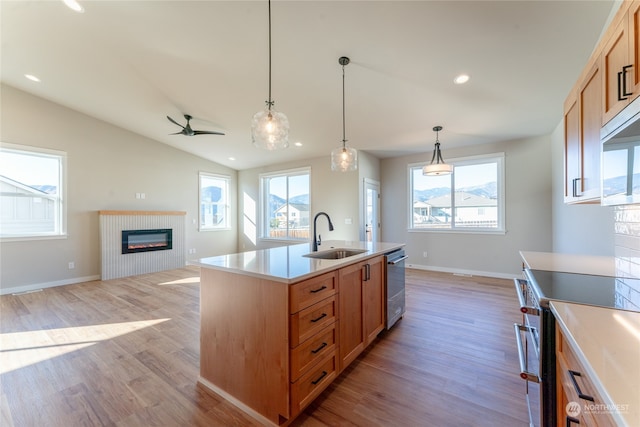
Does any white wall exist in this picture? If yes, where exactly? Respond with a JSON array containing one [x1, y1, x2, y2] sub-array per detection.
[[0, 85, 238, 293], [237, 152, 379, 252], [380, 135, 554, 278], [550, 121, 615, 254]]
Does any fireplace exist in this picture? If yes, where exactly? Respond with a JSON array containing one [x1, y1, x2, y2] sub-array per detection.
[[122, 229, 173, 254]]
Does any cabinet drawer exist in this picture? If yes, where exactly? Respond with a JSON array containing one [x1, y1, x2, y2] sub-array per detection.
[[290, 296, 336, 347], [290, 272, 337, 313], [557, 329, 617, 427], [290, 322, 337, 382], [290, 353, 337, 416]]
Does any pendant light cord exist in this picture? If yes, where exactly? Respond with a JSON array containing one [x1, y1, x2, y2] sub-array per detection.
[[267, 0, 273, 110], [342, 62, 347, 147]]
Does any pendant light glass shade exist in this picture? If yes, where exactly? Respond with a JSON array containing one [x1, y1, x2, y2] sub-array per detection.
[[423, 126, 452, 176], [252, 0, 289, 150], [331, 146, 358, 172], [251, 106, 289, 150], [331, 56, 357, 172]]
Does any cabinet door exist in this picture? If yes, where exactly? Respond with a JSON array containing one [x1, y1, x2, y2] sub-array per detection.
[[363, 256, 384, 345], [602, 19, 631, 125], [628, 1, 640, 104], [564, 61, 601, 204], [338, 261, 365, 371], [564, 96, 580, 203], [579, 62, 602, 202]]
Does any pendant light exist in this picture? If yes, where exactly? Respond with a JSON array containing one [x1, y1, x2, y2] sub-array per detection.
[[423, 126, 453, 176], [251, 0, 289, 150], [331, 56, 358, 172]]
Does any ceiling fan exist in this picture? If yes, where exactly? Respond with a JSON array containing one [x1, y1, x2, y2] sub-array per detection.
[[167, 114, 225, 136]]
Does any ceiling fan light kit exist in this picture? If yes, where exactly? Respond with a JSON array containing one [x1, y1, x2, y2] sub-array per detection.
[[331, 56, 358, 172], [423, 126, 453, 176], [251, 0, 289, 151]]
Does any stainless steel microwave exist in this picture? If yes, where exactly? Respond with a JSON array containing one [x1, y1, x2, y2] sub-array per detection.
[[601, 97, 640, 206]]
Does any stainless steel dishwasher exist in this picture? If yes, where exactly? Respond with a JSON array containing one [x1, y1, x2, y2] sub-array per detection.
[[385, 248, 407, 329]]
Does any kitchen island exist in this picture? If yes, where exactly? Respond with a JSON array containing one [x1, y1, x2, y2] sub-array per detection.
[[191, 240, 404, 426]]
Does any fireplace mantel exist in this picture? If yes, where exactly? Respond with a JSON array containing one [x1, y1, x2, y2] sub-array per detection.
[[99, 210, 186, 216]]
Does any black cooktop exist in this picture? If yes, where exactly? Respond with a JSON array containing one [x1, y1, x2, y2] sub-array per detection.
[[525, 268, 640, 312]]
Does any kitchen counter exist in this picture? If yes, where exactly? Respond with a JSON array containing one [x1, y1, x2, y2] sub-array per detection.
[[192, 240, 404, 283], [551, 301, 640, 426], [519, 251, 617, 276]]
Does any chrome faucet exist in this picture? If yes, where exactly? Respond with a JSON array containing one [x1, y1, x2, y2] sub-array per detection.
[[312, 212, 334, 252]]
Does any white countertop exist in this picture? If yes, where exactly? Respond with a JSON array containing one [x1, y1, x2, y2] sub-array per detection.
[[519, 251, 617, 276], [551, 301, 640, 427], [191, 240, 405, 283]]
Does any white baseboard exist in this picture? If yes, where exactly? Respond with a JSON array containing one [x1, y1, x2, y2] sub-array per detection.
[[405, 263, 517, 280], [0, 275, 101, 296]]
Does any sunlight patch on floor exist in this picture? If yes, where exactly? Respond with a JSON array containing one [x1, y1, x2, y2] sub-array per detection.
[[159, 276, 200, 286], [0, 318, 170, 374]]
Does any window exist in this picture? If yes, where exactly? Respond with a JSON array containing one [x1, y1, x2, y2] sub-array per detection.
[[0, 143, 66, 239], [199, 172, 230, 230], [409, 153, 505, 233], [260, 168, 310, 240]]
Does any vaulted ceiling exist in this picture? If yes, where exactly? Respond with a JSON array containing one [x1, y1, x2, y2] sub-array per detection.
[[1, 1, 616, 170]]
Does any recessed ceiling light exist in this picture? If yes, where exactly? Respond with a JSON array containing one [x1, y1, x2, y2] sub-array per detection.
[[25, 74, 41, 82], [294, 142, 303, 147], [228, 157, 236, 161], [62, 0, 84, 13], [454, 74, 470, 85]]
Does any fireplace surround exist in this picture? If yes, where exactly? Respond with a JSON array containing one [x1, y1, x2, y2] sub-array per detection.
[[99, 210, 186, 280]]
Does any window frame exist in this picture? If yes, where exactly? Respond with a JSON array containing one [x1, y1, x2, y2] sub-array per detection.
[[408, 153, 506, 234], [0, 143, 67, 241], [198, 172, 231, 231], [259, 166, 311, 242]]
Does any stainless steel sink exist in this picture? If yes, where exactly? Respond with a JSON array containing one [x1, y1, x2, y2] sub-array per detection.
[[303, 248, 367, 260]]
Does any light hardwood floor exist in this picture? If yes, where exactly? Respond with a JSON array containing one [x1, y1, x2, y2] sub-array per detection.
[[1, 267, 530, 426]]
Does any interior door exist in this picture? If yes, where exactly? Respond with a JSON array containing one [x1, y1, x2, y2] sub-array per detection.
[[363, 179, 380, 242]]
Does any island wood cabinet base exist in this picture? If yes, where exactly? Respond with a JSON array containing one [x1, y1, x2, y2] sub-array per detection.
[[198, 256, 386, 426]]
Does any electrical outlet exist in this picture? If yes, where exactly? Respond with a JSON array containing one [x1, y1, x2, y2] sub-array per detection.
[[423, 251, 428, 258], [68, 261, 75, 269]]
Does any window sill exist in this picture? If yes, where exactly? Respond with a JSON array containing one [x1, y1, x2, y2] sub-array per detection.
[[1, 234, 68, 243], [408, 228, 506, 235]]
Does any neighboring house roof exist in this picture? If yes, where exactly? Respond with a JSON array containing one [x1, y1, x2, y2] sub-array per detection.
[[0, 174, 50, 196], [425, 192, 496, 208], [275, 203, 310, 213]]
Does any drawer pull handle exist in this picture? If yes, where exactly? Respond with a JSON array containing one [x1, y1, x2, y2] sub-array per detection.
[[568, 370, 595, 402], [310, 285, 327, 294], [310, 313, 327, 323], [311, 370, 327, 385], [311, 342, 327, 354], [566, 415, 580, 426]]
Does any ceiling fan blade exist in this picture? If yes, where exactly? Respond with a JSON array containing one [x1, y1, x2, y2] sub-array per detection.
[[193, 130, 225, 136], [169, 131, 185, 135], [167, 115, 185, 128]]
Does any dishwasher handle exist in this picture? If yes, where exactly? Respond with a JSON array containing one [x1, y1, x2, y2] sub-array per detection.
[[388, 255, 408, 265]]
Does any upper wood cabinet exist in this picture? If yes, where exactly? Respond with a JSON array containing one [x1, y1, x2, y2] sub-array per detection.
[[564, 61, 602, 203], [564, 62, 602, 203], [602, 1, 640, 125], [564, 1, 640, 204]]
